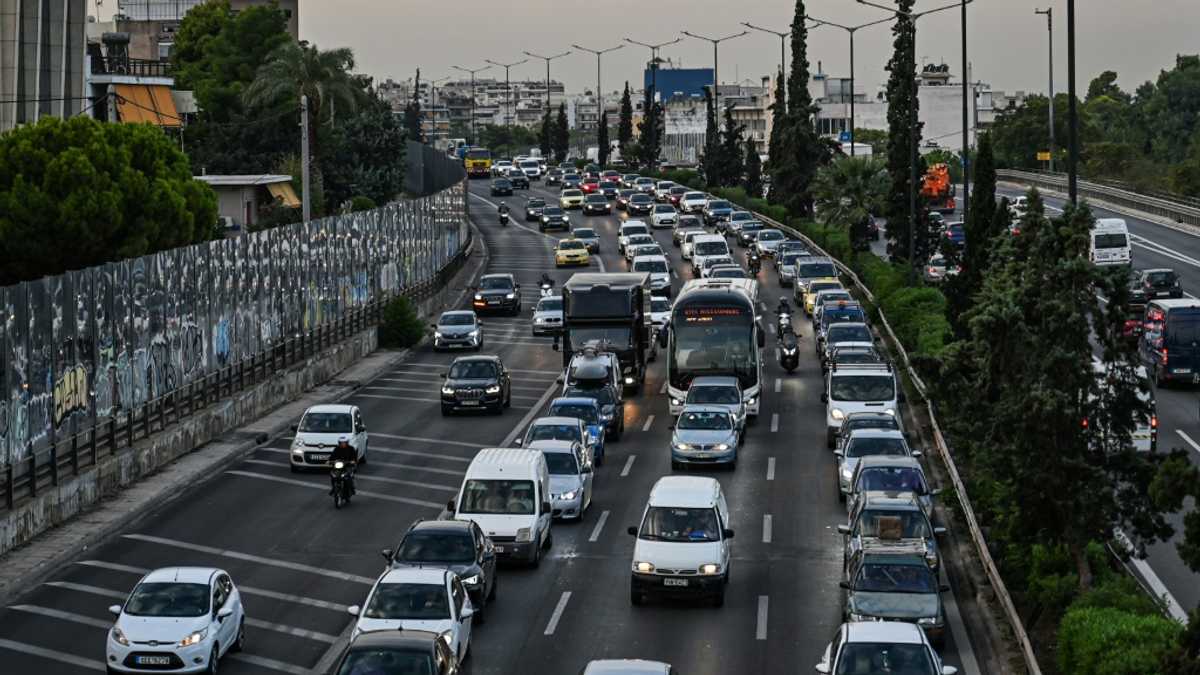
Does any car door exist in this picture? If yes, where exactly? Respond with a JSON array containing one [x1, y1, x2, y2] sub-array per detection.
[[450, 576, 472, 656], [210, 576, 234, 653], [576, 442, 593, 508], [716, 499, 732, 571], [472, 523, 495, 596], [352, 408, 367, 459]]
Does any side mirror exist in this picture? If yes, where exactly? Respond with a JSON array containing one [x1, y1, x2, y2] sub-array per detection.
[[347, 605, 361, 617], [939, 584, 952, 593], [838, 580, 851, 590], [108, 605, 122, 616], [217, 606, 234, 619], [552, 342, 559, 352], [541, 501, 552, 514], [757, 330, 766, 349], [836, 524, 851, 535], [934, 526, 948, 537], [833, 450, 844, 458], [380, 548, 393, 562], [912, 450, 923, 458], [446, 499, 456, 513], [460, 606, 475, 621], [441, 372, 448, 378], [816, 664, 832, 674], [722, 528, 735, 539], [627, 526, 638, 537], [930, 488, 944, 496], [820, 393, 829, 403], [514, 437, 523, 446]]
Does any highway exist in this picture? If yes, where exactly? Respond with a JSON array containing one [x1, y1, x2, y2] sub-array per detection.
[[0, 176, 976, 674]]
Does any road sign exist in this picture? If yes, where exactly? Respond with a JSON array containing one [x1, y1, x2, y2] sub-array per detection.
[[1037, 151, 1052, 161], [839, 131, 852, 143]]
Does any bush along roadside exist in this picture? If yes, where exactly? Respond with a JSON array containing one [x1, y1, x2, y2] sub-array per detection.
[[379, 295, 426, 348]]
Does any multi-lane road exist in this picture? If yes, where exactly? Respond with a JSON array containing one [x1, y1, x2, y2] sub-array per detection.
[[0, 176, 978, 674]]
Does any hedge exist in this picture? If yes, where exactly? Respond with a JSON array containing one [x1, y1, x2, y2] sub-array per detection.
[[1057, 606, 1182, 675]]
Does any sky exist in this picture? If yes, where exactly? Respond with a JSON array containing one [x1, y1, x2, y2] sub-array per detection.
[[290, 0, 1200, 98]]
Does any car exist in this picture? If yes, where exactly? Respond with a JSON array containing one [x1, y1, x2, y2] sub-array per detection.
[[823, 360, 899, 449], [532, 295, 563, 336], [702, 199, 734, 226], [490, 178, 513, 196], [623, 234, 656, 261], [928, 211, 945, 228], [793, 257, 841, 304], [723, 210, 757, 235], [1130, 268, 1183, 302], [505, 169, 529, 190], [617, 222, 651, 254], [540, 205, 571, 231], [942, 221, 965, 247], [680, 230, 710, 260], [689, 234, 732, 274], [383, 519, 497, 623], [651, 204, 679, 229], [563, 173, 582, 189], [582, 660, 673, 675], [834, 411, 903, 453], [709, 266, 748, 280], [433, 310, 483, 351], [348, 567, 474, 662], [616, 188, 637, 210], [670, 405, 740, 470], [525, 436, 594, 520], [680, 191, 709, 213], [629, 243, 665, 262], [814, 621, 956, 675], [106, 566, 245, 675], [599, 180, 621, 199], [628, 476, 733, 606], [545, 168, 564, 186], [776, 250, 810, 287], [923, 253, 961, 283], [842, 551, 949, 648], [329, 629, 459, 675], [583, 192, 613, 215], [290, 404, 368, 471], [634, 177, 656, 194], [632, 255, 672, 296], [810, 289, 854, 324], [449, 448, 553, 566], [649, 295, 672, 332], [667, 186, 689, 206], [556, 238, 591, 267], [653, 180, 676, 201], [673, 375, 745, 427], [840, 490, 946, 572], [804, 278, 845, 316], [621, 173, 640, 188], [601, 169, 622, 182], [581, 177, 601, 194], [548, 397, 608, 464], [820, 321, 874, 366], [827, 345, 886, 370], [560, 189, 585, 209], [753, 228, 786, 256], [816, 300, 867, 346], [563, 376, 624, 442], [523, 197, 548, 221], [473, 273, 521, 314], [776, 240, 809, 260], [699, 255, 736, 278], [519, 158, 542, 180], [847, 455, 939, 516], [735, 221, 766, 248], [492, 160, 513, 177], [516, 416, 594, 459], [673, 226, 706, 252], [835, 428, 919, 498], [571, 226, 600, 253], [627, 192, 655, 215], [440, 355, 512, 415]]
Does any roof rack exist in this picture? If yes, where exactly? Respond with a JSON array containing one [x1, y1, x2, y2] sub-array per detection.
[[830, 360, 893, 373]]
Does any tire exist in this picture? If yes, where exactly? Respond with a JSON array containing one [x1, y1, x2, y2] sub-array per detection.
[[231, 619, 245, 652], [671, 459, 682, 471], [488, 575, 498, 601], [289, 464, 299, 473], [630, 587, 644, 606], [441, 405, 451, 417], [530, 542, 541, 568], [207, 645, 219, 674], [712, 587, 725, 608], [838, 489, 846, 503], [504, 390, 512, 408]]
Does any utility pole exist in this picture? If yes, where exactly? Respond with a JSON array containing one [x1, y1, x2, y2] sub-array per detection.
[[485, 59, 528, 127], [741, 22, 791, 83], [428, 75, 451, 146], [624, 36, 682, 103], [300, 94, 310, 224], [1036, 8, 1055, 173], [801, 16, 892, 157], [960, 0, 970, 227], [573, 44, 623, 157], [1066, 0, 1078, 202], [524, 50, 571, 115], [452, 65, 491, 146], [681, 30, 748, 111]]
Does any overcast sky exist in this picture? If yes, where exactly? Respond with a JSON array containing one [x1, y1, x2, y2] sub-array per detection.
[[292, 0, 1198, 98]]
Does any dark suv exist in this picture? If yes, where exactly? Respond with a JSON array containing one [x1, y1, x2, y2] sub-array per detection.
[[329, 629, 459, 675], [1130, 268, 1182, 303], [440, 355, 512, 415], [563, 376, 625, 441], [384, 519, 497, 621], [472, 273, 521, 315]]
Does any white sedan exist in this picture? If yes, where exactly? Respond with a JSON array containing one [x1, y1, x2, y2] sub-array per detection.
[[107, 567, 245, 674], [650, 205, 679, 229], [349, 567, 475, 662]]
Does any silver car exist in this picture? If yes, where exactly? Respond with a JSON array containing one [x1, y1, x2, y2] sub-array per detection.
[[534, 439, 593, 520], [433, 310, 482, 350], [835, 429, 919, 499], [776, 251, 810, 286], [573, 227, 600, 253], [532, 296, 563, 336], [846, 455, 939, 516], [679, 376, 746, 428], [670, 405, 740, 470], [753, 229, 787, 257]]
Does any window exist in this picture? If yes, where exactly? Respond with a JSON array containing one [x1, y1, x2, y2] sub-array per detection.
[[676, 411, 732, 430], [299, 412, 352, 433], [831, 376, 895, 403], [639, 507, 721, 542], [397, 532, 475, 563], [125, 583, 210, 618], [459, 479, 536, 515], [364, 583, 450, 620]]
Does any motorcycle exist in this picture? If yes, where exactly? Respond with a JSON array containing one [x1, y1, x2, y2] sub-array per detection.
[[540, 281, 554, 298], [331, 461, 353, 508], [777, 308, 793, 338], [748, 251, 762, 275], [779, 330, 799, 373], [499, 211, 510, 226]]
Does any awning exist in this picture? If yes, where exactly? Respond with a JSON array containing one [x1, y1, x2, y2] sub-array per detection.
[[266, 182, 301, 208], [114, 84, 182, 128]]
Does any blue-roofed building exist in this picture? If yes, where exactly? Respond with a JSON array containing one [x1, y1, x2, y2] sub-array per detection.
[[643, 67, 713, 100]]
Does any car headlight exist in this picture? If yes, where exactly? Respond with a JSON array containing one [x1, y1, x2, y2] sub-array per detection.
[[179, 627, 208, 647], [515, 527, 533, 543], [672, 398, 684, 406], [441, 386, 455, 396], [505, 293, 515, 300], [474, 293, 483, 301], [699, 563, 722, 575], [434, 331, 444, 339], [746, 397, 758, 408], [460, 574, 481, 586], [918, 616, 940, 626], [634, 561, 655, 573], [841, 465, 853, 480], [559, 489, 579, 501], [485, 385, 501, 394], [111, 626, 130, 646], [468, 330, 479, 338], [831, 408, 846, 421], [440, 630, 454, 646], [713, 444, 730, 451], [291, 437, 304, 450], [673, 442, 692, 451], [925, 550, 940, 567], [884, 408, 896, 416]]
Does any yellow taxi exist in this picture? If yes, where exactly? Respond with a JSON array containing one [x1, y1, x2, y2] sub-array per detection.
[[803, 278, 844, 315], [555, 238, 591, 267], [559, 189, 585, 209]]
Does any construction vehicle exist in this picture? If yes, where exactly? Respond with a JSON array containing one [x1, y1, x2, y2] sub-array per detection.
[[920, 163, 957, 214], [463, 147, 493, 179]]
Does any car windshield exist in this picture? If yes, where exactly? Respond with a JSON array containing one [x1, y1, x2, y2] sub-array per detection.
[[527, 199, 545, 208], [694, 242, 728, 256], [704, 257, 734, 269], [634, 260, 669, 273], [537, 298, 563, 312], [563, 190, 582, 197], [685, 192, 706, 200], [1094, 233, 1127, 249], [781, 253, 806, 266], [798, 262, 837, 278], [628, 235, 654, 246], [543, 207, 564, 216], [521, 160, 539, 168], [758, 230, 784, 241], [396, 532, 475, 564], [631, 194, 652, 203], [337, 649, 434, 675], [543, 451, 580, 475], [574, 229, 596, 238], [459, 479, 535, 515], [568, 326, 632, 348], [124, 582, 209, 617], [600, 181, 619, 189], [858, 510, 930, 539], [1147, 271, 1177, 284], [364, 583, 449, 621], [622, 225, 649, 236], [810, 281, 842, 295], [730, 212, 752, 220], [858, 467, 928, 494], [832, 374, 895, 402], [494, 179, 511, 185], [299, 412, 353, 433], [824, 308, 866, 325], [818, 293, 853, 306], [480, 277, 514, 290], [586, 195, 606, 203], [677, 411, 732, 430], [560, 240, 586, 250], [846, 418, 900, 434], [549, 403, 598, 423], [854, 561, 937, 593], [565, 385, 615, 406], [688, 385, 740, 404], [712, 269, 746, 279], [528, 423, 581, 443], [835, 643, 935, 675], [740, 223, 764, 232], [827, 325, 872, 343], [708, 201, 731, 210], [448, 361, 497, 379], [439, 313, 474, 326], [619, 190, 635, 198], [655, 205, 675, 213], [640, 506, 720, 542], [652, 298, 672, 313], [847, 436, 909, 458]]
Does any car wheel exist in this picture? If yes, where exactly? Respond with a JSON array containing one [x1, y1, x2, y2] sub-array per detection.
[[530, 542, 541, 568], [206, 645, 219, 675], [488, 575, 497, 601], [290, 464, 299, 473], [712, 586, 726, 608], [231, 619, 245, 652], [630, 587, 644, 606], [441, 405, 451, 417], [671, 459, 682, 471]]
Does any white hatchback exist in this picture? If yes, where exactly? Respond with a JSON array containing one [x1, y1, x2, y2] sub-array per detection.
[[106, 567, 245, 674], [349, 567, 475, 662], [290, 404, 368, 471]]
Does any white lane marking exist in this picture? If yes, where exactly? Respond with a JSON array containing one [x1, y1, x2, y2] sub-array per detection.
[[74, 559, 147, 575], [770, 413, 779, 433], [0, 638, 105, 672], [10, 604, 110, 629], [775, 347, 781, 361], [242, 460, 459, 492], [763, 515, 773, 544], [767, 457, 776, 481], [939, 567, 983, 675], [544, 591, 572, 635], [756, 595, 769, 640], [374, 378, 549, 392], [119, 535, 375, 585], [45, 580, 124, 599], [258, 449, 465, 477], [775, 378, 782, 393], [642, 415, 655, 432], [620, 455, 636, 477], [1176, 429, 1200, 456], [589, 510, 611, 542], [225, 470, 447, 508], [1131, 233, 1200, 270], [361, 386, 544, 401], [396, 362, 561, 376], [659, 381, 668, 394], [499, 382, 561, 447], [352, 394, 534, 408], [368, 433, 481, 448], [230, 653, 312, 675], [769, 323, 776, 335]]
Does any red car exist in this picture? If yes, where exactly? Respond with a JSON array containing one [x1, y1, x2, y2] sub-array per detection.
[[581, 178, 600, 194], [668, 186, 688, 206]]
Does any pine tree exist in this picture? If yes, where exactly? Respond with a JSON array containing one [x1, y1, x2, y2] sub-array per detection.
[[944, 132, 1002, 332], [597, 110, 610, 166], [539, 110, 553, 158], [553, 103, 570, 162], [720, 105, 746, 188], [766, 68, 786, 196], [617, 82, 634, 155], [883, 0, 921, 262], [743, 138, 763, 197], [770, 0, 824, 216], [701, 87, 722, 187], [637, 88, 663, 169], [402, 68, 422, 142]]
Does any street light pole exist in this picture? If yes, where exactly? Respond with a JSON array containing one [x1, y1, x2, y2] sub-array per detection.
[[1035, 8, 1055, 173], [802, 16, 892, 157], [625, 37, 683, 104], [573, 44, 624, 157], [1066, 0, 1078, 202], [453, 65, 491, 146], [681, 30, 748, 111], [428, 75, 451, 145], [960, 0, 970, 228], [524, 50, 571, 115], [485, 59, 529, 127], [741, 22, 789, 81]]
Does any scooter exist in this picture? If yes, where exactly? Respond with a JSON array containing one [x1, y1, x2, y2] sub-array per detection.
[[777, 308, 793, 338], [499, 211, 509, 226], [330, 461, 353, 508], [540, 281, 554, 298], [748, 251, 762, 275], [779, 329, 799, 373]]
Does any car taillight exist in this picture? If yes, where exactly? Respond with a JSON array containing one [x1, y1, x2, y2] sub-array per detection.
[[1162, 347, 1168, 365], [1151, 415, 1158, 430], [1081, 417, 1089, 429]]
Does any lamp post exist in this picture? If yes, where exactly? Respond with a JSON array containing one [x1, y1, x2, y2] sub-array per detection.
[[484, 59, 528, 127], [428, 75, 451, 145], [624, 37, 682, 103], [452, 64, 491, 145], [1066, 0, 1077, 202], [523, 50, 571, 115], [680, 30, 748, 110], [800, 16, 892, 157], [573, 44, 623, 156], [1035, 8, 1055, 173], [741, 20, 824, 86]]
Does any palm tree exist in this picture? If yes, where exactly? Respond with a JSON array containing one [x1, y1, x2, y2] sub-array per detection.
[[812, 156, 888, 249]]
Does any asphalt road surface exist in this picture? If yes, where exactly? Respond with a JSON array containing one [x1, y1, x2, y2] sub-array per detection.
[[0, 177, 979, 674]]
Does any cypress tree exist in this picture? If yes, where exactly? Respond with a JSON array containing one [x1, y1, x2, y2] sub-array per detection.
[[701, 87, 722, 186], [617, 82, 634, 156], [597, 110, 610, 166], [403, 68, 422, 142], [771, 0, 823, 216], [539, 109, 553, 158], [766, 68, 786, 200], [720, 104, 745, 188], [883, 0, 921, 262], [743, 138, 763, 197], [553, 103, 570, 163], [943, 133, 1000, 331], [637, 89, 663, 168]]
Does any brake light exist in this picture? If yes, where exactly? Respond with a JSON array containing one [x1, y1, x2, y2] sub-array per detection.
[[1151, 414, 1158, 430], [1162, 347, 1168, 365], [1081, 417, 1089, 429]]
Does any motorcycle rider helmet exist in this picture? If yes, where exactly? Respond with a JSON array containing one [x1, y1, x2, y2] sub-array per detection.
[[337, 435, 349, 444]]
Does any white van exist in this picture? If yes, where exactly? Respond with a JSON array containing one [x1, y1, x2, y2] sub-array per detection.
[[449, 448, 553, 566], [628, 476, 734, 607], [690, 235, 732, 277], [1090, 218, 1132, 266], [822, 362, 902, 449]]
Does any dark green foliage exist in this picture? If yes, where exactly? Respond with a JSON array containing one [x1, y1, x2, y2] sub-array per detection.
[[539, 110, 553, 158], [853, 128, 888, 156], [403, 68, 422, 142], [379, 296, 426, 348], [617, 82, 634, 155], [322, 95, 406, 209], [637, 88, 664, 169], [719, 105, 745, 188], [477, 124, 539, 159], [1149, 453, 1200, 572], [743, 138, 763, 198], [883, 0, 920, 261], [1057, 606, 1182, 675], [812, 156, 888, 251], [768, 0, 823, 216], [943, 132, 1001, 333], [1158, 609, 1200, 675], [597, 111, 610, 166], [554, 103, 570, 163], [766, 69, 786, 178], [348, 196, 377, 212], [701, 88, 722, 186], [0, 116, 218, 285]]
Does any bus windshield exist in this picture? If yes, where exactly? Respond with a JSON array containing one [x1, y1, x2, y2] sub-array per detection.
[[669, 302, 758, 391]]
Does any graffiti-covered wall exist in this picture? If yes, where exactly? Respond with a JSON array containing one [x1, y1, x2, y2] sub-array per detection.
[[0, 180, 468, 466]]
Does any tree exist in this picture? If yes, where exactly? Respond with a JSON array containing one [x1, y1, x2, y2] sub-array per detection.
[[478, 124, 538, 159], [766, 68, 786, 181], [637, 88, 664, 169], [322, 94, 408, 209], [403, 68, 423, 142], [743, 138, 763, 198], [539, 110, 554, 158], [853, 128, 889, 156], [554, 103, 570, 163], [883, 0, 921, 261], [597, 111, 610, 166], [1158, 609, 1200, 675], [719, 105, 746, 188], [701, 87, 722, 186], [1086, 70, 1130, 103], [811, 156, 888, 249], [769, 0, 824, 216], [0, 117, 218, 285], [617, 81, 634, 155], [943, 132, 1001, 331]]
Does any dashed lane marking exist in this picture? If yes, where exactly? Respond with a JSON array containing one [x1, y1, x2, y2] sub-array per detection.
[[258, 449, 465, 476], [121, 534, 380, 584], [770, 414, 779, 433], [756, 595, 769, 640], [368, 433, 481, 448], [775, 378, 782, 393], [659, 381, 668, 395], [360, 387, 545, 401], [642, 415, 655, 432], [543, 591, 572, 635], [1176, 429, 1200, 457], [225, 470, 447, 509], [352, 394, 535, 408], [620, 455, 636, 477], [763, 515, 773, 544], [0, 638, 105, 672], [589, 510, 610, 542], [767, 457, 776, 481], [393, 362, 561, 376], [242, 460, 459, 493]]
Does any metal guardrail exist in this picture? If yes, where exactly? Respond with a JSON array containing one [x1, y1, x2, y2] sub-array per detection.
[[997, 169, 1200, 229], [751, 209, 1044, 675]]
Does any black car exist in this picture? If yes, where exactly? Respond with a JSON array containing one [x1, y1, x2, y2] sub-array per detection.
[[563, 381, 625, 441], [583, 193, 612, 215], [472, 273, 522, 315], [1130, 268, 1182, 302], [540, 206, 571, 232], [545, 169, 564, 186], [599, 181, 621, 199], [329, 629, 459, 675], [506, 170, 530, 190], [441, 355, 512, 415], [842, 551, 948, 649], [490, 178, 513, 196], [385, 519, 498, 620], [628, 193, 654, 216], [524, 197, 547, 221], [615, 189, 636, 210], [736, 221, 766, 247], [704, 200, 734, 227], [563, 174, 582, 189]]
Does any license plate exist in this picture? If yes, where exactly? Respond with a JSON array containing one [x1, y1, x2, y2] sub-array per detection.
[[310, 454, 329, 462], [487, 300, 500, 305], [460, 400, 480, 406], [1157, 291, 1172, 297], [1175, 368, 1192, 374], [493, 546, 505, 553], [137, 656, 171, 665], [663, 578, 689, 587]]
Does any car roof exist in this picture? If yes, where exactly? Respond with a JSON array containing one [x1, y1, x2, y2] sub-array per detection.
[[440, 310, 476, 318], [583, 660, 672, 675], [679, 404, 733, 415], [408, 519, 474, 536], [141, 567, 219, 584], [532, 416, 583, 427], [648, 476, 721, 508], [481, 273, 514, 280], [348, 629, 442, 651], [550, 397, 600, 408], [633, 255, 668, 264], [841, 620, 926, 645], [689, 376, 741, 388], [621, 221, 649, 229], [452, 354, 500, 364], [304, 403, 355, 414], [532, 440, 579, 453], [379, 566, 450, 585], [856, 455, 922, 471], [845, 411, 900, 423], [847, 428, 906, 441]]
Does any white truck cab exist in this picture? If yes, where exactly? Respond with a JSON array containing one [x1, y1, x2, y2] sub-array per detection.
[[822, 362, 902, 448], [448, 448, 553, 566]]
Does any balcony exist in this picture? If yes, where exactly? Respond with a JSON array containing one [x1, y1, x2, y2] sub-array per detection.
[[92, 55, 174, 79]]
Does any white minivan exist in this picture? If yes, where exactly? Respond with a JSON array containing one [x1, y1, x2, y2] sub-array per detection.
[[628, 476, 734, 607], [448, 448, 553, 566], [822, 362, 902, 449], [690, 235, 732, 277], [1090, 218, 1132, 266]]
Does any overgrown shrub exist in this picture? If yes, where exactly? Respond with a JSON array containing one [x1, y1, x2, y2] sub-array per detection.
[[379, 295, 426, 348], [1057, 606, 1181, 675], [880, 287, 951, 360]]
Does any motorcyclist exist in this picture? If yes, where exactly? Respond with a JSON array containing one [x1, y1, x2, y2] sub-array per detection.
[[498, 202, 510, 216], [747, 251, 761, 274], [329, 436, 357, 496], [776, 297, 792, 318]]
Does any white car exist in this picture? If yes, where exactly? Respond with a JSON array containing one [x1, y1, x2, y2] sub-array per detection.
[[107, 567, 245, 674], [651, 204, 679, 229], [348, 567, 475, 662], [680, 191, 709, 213], [492, 160, 513, 177], [653, 181, 676, 201], [753, 229, 787, 256], [634, 177, 656, 194], [680, 230, 708, 260], [290, 404, 368, 471], [816, 622, 956, 675], [700, 255, 737, 278], [433, 309, 483, 350], [532, 295, 563, 336], [624, 234, 657, 261], [632, 255, 672, 295], [649, 295, 672, 331], [618, 221, 650, 254], [519, 159, 542, 179]]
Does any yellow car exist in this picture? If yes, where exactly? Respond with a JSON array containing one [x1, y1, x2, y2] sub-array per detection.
[[555, 239, 591, 267], [559, 189, 585, 209], [804, 278, 843, 315]]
